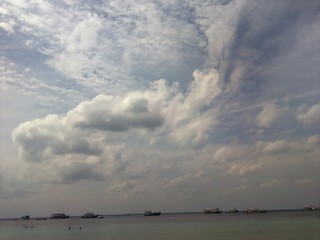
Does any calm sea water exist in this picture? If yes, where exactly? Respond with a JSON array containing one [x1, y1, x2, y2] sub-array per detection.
[[1, 211, 319, 240]]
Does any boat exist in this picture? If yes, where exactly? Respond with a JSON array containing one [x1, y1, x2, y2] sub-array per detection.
[[21, 215, 30, 220], [144, 210, 161, 216], [97, 215, 104, 219], [245, 208, 266, 213], [49, 213, 70, 219], [81, 212, 98, 218], [304, 205, 320, 211], [203, 208, 222, 214], [226, 208, 239, 213]]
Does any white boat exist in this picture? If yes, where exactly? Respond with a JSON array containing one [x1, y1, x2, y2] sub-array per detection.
[[226, 208, 239, 213], [304, 205, 320, 211], [49, 213, 69, 219], [81, 212, 98, 218]]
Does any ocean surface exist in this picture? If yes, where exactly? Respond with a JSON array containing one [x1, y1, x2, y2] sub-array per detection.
[[1, 211, 319, 240]]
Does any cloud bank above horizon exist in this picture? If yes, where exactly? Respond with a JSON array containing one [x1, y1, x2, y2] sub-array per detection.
[[1, 0, 319, 217]]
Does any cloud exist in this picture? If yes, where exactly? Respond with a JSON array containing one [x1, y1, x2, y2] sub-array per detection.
[[259, 179, 281, 188], [296, 179, 311, 186], [1, 0, 209, 94], [12, 69, 222, 166], [234, 185, 249, 192], [0, 21, 15, 34], [262, 140, 291, 154], [191, 0, 246, 68], [74, 95, 164, 132], [256, 103, 281, 128], [228, 161, 263, 176], [298, 103, 320, 129], [61, 163, 104, 183], [306, 135, 320, 148]]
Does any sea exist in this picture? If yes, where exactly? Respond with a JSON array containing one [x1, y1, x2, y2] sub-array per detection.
[[1, 211, 319, 240]]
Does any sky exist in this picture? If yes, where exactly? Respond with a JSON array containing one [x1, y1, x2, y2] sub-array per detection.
[[0, 0, 319, 218]]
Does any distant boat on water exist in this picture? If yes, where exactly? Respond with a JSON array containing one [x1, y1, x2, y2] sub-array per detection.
[[49, 213, 69, 219], [144, 210, 161, 216], [204, 208, 222, 214], [246, 208, 266, 213], [226, 208, 239, 213], [81, 212, 98, 218], [304, 205, 320, 211], [21, 215, 30, 220]]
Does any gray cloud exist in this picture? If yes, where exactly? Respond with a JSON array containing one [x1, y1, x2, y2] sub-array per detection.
[[61, 164, 104, 183], [76, 112, 164, 132], [223, 0, 320, 103], [73, 96, 164, 132], [52, 138, 102, 156], [12, 115, 102, 163]]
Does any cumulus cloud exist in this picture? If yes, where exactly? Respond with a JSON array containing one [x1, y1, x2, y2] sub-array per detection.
[[298, 103, 320, 129], [74, 95, 164, 132], [61, 163, 104, 183], [12, 69, 222, 183], [256, 103, 281, 128]]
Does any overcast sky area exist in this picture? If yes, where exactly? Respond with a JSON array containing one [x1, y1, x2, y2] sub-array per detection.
[[0, 0, 320, 218]]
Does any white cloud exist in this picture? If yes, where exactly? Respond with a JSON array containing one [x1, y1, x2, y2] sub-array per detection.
[[306, 135, 320, 148], [256, 103, 281, 128], [298, 103, 320, 129], [191, 0, 245, 67], [212, 146, 232, 163], [185, 70, 221, 111], [12, 69, 222, 169], [0, 20, 15, 34], [262, 140, 291, 154], [228, 161, 263, 176]]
